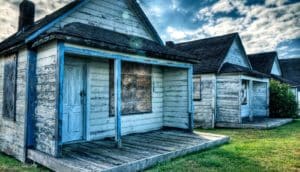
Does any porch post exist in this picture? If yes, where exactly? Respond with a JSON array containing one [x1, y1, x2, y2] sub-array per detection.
[[188, 66, 194, 132], [249, 80, 253, 122], [114, 59, 122, 148], [56, 41, 64, 157]]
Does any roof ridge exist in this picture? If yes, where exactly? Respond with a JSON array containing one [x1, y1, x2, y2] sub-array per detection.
[[175, 32, 238, 46], [247, 51, 277, 56]]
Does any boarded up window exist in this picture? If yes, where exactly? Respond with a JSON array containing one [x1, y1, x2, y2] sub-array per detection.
[[193, 77, 201, 101], [2, 55, 17, 120], [110, 62, 152, 115]]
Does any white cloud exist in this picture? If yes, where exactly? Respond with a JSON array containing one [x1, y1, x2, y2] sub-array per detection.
[[166, 26, 187, 40], [178, 1, 300, 54], [211, 0, 234, 13], [0, 0, 299, 58]]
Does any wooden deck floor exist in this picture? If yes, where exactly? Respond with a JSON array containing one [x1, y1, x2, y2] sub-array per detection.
[[216, 118, 293, 129], [27, 129, 229, 172]]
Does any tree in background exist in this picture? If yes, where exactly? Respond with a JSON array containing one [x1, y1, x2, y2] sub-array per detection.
[[270, 80, 298, 118]]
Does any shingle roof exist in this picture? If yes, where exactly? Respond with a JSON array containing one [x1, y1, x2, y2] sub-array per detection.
[[33, 22, 197, 63], [220, 63, 269, 78], [173, 33, 238, 74], [0, 0, 164, 55], [248, 52, 278, 74], [280, 58, 300, 89]]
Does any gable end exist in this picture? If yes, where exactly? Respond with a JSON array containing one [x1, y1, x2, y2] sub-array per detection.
[[220, 37, 252, 71]]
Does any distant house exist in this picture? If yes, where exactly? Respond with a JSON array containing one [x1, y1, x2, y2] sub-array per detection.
[[248, 52, 299, 100], [279, 58, 300, 112], [170, 33, 270, 128], [0, 0, 196, 164]]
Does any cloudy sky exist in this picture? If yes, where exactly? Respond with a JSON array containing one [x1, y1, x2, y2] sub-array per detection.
[[0, 0, 299, 59]]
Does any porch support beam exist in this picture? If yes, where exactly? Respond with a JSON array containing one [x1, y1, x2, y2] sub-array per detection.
[[188, 66, 194, 132], [55, 41, 65, 157], [114, 59, 122, 148], [25, 50, 37, 148], [249, 80, 253, 122], [64, 46, 192, 69]]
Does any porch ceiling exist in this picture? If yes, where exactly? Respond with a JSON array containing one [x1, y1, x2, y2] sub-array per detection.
[[27, 129, 229, 172]]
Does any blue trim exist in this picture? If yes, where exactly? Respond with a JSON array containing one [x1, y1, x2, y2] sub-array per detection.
[[56, 42, 65, 157], [64, 46, 192, 69], [188, 66, 194, 131], [114, 59, 122, 148], [25, 0, 89, 43], [26, 50, 37, 147]]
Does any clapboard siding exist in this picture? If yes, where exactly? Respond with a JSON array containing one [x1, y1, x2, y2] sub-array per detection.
[[0, 49, 28, 162], [35, 41, 58, 156], [193, 74, 216, 128], [223, 39, 250, 68], [216, 75, 241, 123], [51, 0, 155, 41], [87, 63, 164, 140], [163, 68, 189, 129], [252, 81, 268, 116]]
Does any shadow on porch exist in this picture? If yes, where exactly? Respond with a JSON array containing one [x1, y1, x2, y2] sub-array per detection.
[[216, 117, 293, 129], [27, 129, 229, 172]]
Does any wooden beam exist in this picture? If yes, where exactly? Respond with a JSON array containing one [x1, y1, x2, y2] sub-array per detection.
[[114, 59, 122, 148], [249, 80, 253, 122], [64, 46, 192, 69], [26, 50, 37, 148], [188, 66, 194, 131], [56, 42, 65, 157]]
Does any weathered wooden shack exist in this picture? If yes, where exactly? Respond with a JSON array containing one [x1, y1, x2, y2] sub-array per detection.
[[0, 0, 202, 167], [279, 58, 300, 113], [248, 52, 299, 101], [169, 33, 270, 128]]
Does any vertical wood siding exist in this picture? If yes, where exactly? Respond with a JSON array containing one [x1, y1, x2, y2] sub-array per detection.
[[0, 49, 28, 162], [163, 68, 189, 129], [216, 75, 241, 123], [223, 40, 250, 68], [51, 0, 155, 41], [271, 60, 282, 76], [193, 74, 216, 128], [34, 41, 58, 156]]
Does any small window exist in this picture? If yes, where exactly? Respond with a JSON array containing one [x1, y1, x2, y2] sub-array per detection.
[[2, 55, 17, 120], [110, 62, 152, 115], [193, 77, 201, 101]]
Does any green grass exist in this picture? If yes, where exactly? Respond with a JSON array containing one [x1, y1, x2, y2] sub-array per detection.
[[148, 119, 300, 172], [0, 120, 299, 172]]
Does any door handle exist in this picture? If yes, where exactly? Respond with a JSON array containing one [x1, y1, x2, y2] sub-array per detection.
[[80, 90, 86, 97]]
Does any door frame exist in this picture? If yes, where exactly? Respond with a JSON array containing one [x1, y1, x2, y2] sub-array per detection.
[[62, 58, 88, 145]]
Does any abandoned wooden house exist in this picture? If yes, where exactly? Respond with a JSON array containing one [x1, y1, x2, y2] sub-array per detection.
[[279, 58, 300, 113], [168, 33, 270, 129], [248, 52, 299, 100], [0, 0, 231, 171]]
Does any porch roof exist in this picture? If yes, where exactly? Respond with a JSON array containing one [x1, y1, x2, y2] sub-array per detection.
[[220, 63, 270, 78], [32, 22, 197, 63]]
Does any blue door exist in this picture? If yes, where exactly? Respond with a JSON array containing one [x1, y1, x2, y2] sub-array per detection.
[[62, 62, 85, 143]]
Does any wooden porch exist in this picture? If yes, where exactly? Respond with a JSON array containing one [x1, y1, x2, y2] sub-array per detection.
[[27, 129, 229, 172], [216, 118, 293, 129]]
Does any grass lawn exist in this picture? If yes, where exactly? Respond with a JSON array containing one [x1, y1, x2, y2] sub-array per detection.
[[148, 119, 300, 172], [0, 119, 299, 172]]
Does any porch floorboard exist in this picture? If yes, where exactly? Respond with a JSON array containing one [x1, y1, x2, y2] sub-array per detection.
[[216, 118, 293, 129], [27, 129, 229, 172]]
